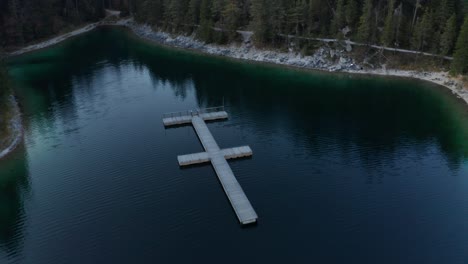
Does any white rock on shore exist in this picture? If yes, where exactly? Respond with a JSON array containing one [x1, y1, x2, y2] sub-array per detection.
[[9, 23, 100, 57], [2, 17, 466, 159], [117, 19, 361, 72], [116, 19, 467, 105], [8, 18, 468, 107]]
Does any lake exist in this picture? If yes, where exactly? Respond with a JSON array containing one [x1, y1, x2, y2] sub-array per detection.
[[2, 27, 468, 263]]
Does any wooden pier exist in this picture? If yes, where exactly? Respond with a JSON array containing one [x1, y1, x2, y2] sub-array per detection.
[[163, 107, 258, 225]]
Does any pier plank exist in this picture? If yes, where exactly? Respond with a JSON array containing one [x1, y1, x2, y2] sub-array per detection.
[[164, 110, 257, 225]]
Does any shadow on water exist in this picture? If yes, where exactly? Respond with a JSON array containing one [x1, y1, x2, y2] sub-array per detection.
[[3, 26, 468, 264], [125, 28, 468, 169], [6, 28, 468, 166], [0, 146, 29, 256], [7, 27, 468, 172]]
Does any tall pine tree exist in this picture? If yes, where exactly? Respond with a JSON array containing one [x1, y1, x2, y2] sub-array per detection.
[[357, 0, 373, 43], [198, 0, 213, 42], [345, 0, 359, 32], [440, 14, 457, 56], [222, 0, 241, 41], [381, 0, 396, 47], [330, 0, 346, 36], [251, 0, 272, 45], [451, 15, 468, 74], [411, 9, 433, 51], [187, 0, 201, 27]]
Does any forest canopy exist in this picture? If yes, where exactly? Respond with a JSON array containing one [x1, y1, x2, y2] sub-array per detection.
[[130, 0, 468, 73], [0, 0, 105, 47], [1, 0, 468, 74]]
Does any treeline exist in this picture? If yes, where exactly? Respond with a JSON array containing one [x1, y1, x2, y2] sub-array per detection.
[[131, 0, 468, 74], [0, 55, 11, 134], [1, 0, 467, 74], [0, 57, 9, 99], [0, 0, 105, 48]]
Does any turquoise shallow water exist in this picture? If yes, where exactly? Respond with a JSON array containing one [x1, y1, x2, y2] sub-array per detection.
[[1, 27, 468, 263]]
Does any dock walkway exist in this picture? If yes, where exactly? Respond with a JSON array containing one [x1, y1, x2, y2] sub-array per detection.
[[163, 107, 257, 225]]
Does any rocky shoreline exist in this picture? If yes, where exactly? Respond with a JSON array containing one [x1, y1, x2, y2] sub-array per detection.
[[115, 19, 468, 106], [0, 96, 23, 160], [8, 22, 100, 57], [8, 17, 468, 106], [115, 19, 361, 72], [3, 17, 466, 160]]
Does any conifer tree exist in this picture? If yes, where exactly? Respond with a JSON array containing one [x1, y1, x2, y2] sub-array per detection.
[[222, 0, 241, 41], [198, 0, 213, 42], [411, 0, 422, 31], [4, 0, 24, 46], [411, 9, 433, 51], [251, 0, 272, 45], [381, 0, 396, 46], [0, 56, 10, 101], [451, 15, 468, 74], [357, 0, 373, 43], [345, 0, 359, 31], [436, 0, 455, 31], [212, 0, 226, 22], [0, 0, 465, 62], [393, 3, 405, 48], [330, 0, 346, 36], [440, 14, 457, 56], [270, 0, 286, 44], [187, 0, 201, 26], [0, 55, 11, 131], [138, 0, 164, 25], [307, 0, 329, 35], [286, 1, 301, 36], [163, 0, 188, 31]]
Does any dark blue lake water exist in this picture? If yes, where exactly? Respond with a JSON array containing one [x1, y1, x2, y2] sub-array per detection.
[[2, 27, 468, 263]]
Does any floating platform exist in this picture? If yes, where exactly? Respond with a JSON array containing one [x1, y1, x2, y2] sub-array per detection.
[[163, 111, 228, 127], [163, 107, 257, 225], [177, 146, 252, 166]]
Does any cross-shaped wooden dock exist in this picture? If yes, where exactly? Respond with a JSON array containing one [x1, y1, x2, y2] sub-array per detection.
[[163, 107, 258, 225]]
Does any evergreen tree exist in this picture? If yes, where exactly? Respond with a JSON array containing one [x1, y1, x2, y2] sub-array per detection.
[[0, 56, 10, 101], [357, 0, 373, 43], [222, 0, 241, 40], [163, 0, 189, 31], [187, 0, 201, 26], [411, 0, 422, 31], [310, 0, 335, 36], [440, 14, 457, 56], [251, 0, 272, 45], [135, 0, 164, 25], [330, 0, 346, 36], [0, 0, 465, 64], [198, 0, 214, 42], [270, 0, 286, 44], [0, 0, 104, 48], [286, 1, 301, 36], [212, 0, 226, 23], [393, 3, 405, 48], [381, 0, 396, 46], [451, 15, 468, 74], [0, 55, 11, 134], [4, 0, 24, 46], [436, 0, 455, 31], [345, 0, 359, 31], [411, 9, 433, 51]]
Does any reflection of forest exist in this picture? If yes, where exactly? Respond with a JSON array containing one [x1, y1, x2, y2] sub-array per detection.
[[0, 147, 29, 252], [8, 27, 468, 172]]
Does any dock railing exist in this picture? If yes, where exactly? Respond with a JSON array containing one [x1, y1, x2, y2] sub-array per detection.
[[162, 106, 225, 119]]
